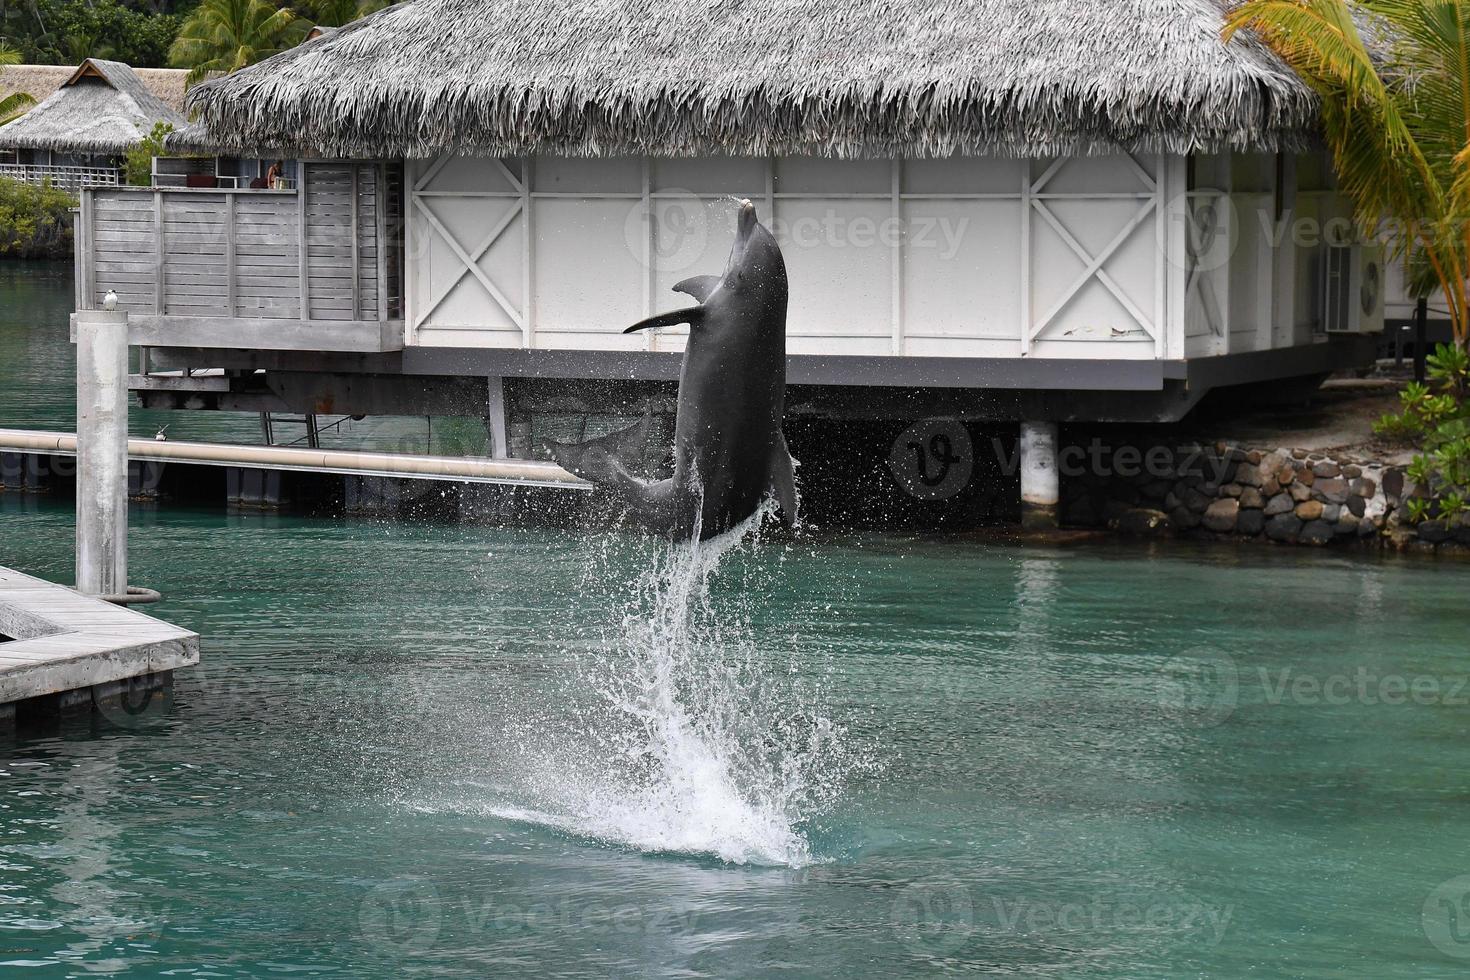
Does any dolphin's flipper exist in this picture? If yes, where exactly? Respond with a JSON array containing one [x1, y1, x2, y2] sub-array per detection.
[[543, 413, 651, 482], [673, 275, 721, 303], [623, 307, 705, 334], [769, 431, 799, 530]]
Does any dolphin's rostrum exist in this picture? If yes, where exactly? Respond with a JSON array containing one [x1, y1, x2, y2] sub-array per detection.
[[546, 200, 797, 540]]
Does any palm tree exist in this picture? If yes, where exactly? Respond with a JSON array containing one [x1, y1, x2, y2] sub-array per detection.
[[308, 0, 393, 28], [1225, 0, 1470, 348], [169, 0, 306, 85], [0, 43, 36, 125]]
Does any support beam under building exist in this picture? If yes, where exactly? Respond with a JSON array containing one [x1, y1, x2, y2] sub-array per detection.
[[1019, 420, 1059, 531]]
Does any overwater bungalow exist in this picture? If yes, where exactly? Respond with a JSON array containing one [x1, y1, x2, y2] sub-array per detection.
[[0, 60, 187, 191], [70, 0, 1386, 519]]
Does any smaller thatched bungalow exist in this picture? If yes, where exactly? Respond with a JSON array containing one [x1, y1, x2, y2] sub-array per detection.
[[0, 59, 186, 189]]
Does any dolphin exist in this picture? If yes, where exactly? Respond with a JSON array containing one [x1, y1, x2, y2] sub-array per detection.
[[546, 200, 797, 541]]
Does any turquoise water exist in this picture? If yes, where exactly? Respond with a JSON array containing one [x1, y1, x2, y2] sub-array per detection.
[[5, 263, 1470, 976]]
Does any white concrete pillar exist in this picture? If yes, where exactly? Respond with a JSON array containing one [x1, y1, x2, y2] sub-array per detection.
[[76, 310, 129, 597], [1019, 420, 1059, 531], [486, 376, 509, 459]]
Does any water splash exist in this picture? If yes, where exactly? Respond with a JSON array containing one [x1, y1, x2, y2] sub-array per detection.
[[493, 504, 862, 866]]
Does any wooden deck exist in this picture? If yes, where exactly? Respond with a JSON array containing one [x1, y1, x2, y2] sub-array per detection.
[[0, 566, 199, 711]]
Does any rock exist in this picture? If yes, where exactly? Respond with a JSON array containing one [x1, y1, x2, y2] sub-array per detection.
[[1140, 479, 1172, 500], [1221, 483, 1243, 498], [1235, 463, 1265, 488], [1202, 498, 1240, 533], [1276, 465, 1296, 487], [1343, 465, 1362, 479], [1102, 499, 1133, 525], [1296, 465, 1317, 487], [1183, 487, 1212, 513], [1383, 469, 1405, 500], [1346, 495, 1367, 518], [1064, 496, 1099, 526], [1418, 520, 1451, 544], [1300, 520, 1335, 545], [1239, 487, 1265, 510], [1116, 508, 1173, 537], [1295, 500, 1324, 521], [1350, 478, 1376, 499], [1164, 491, 1181, 511], [1237, 509, 1266, 536], [1289, 483, 1313, 503], [1170, 505, 1201, 530], [1292, 449, 1309, 460], [1313, 461, 1341, 478], [1322, 503, 1341, 522], [1359, 517, 1378, 537], [1336, 513, 1360, 535], [1265, 493, 1295, 516], [1246, 450, 1263, 465], [1454, 515, 1470, 547], [1316, 477, 1349, 504], [1260, 475, 1281, 497], [1266, 513, 1304, 542]]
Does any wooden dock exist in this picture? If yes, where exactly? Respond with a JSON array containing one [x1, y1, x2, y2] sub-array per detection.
[[0, 566, 199, 728]]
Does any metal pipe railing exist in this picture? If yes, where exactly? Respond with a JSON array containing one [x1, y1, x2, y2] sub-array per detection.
[[0, 428, 588, 490]]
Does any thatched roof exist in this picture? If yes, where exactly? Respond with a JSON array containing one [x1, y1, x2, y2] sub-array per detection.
[[182, 0, 1318, 160], [0, 60, 187, 155], [0, 64, 189, 114]]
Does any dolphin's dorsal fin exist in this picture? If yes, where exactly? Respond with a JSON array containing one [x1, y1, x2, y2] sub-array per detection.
[[673, 275, 721, 303], [623, 307, 705, 334]]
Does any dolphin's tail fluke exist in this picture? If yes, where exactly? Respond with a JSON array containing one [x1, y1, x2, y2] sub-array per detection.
[[542, 410, 652, 483], [544, 412, 698, 536]]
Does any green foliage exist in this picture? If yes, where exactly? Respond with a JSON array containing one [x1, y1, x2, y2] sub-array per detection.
[[124, 121, 174, 186], [169, 0, 305, 84], [1376, 343, 1470, 521], [0, 175, 76, 259], [3, 0, 183, 68], [305, 0, 390, 28], [1225, 0, 1470, 349], [0, 42, 37, 123]]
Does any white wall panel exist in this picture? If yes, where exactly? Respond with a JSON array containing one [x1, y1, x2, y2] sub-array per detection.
[[901, 200, 1021, 341], [533, 199, 645, 348], [402, 150, 1317, 363]]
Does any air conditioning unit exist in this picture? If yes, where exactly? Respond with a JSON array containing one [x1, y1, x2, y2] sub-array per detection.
[[1322, 243, 1385, 334]]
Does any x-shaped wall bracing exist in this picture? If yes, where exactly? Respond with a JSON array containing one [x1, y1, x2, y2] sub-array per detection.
[[1025, 153, 1160, 351], [412, 155, 527, 333], [1184, 192, 1226, 338]]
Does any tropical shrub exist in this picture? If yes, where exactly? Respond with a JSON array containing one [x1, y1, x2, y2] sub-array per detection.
[[124, 121, 174, 186], [1377, 343, 1470, 521], [0, 176, 77, 259]]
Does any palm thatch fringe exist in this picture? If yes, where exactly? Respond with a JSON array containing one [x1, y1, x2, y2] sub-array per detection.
[[183, 0, 1319, 160], [0, 60, 186, 155]]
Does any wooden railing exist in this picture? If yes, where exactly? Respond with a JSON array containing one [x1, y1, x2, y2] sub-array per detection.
[[75, 162, 405, 353], [0, 164, 121, 191]]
